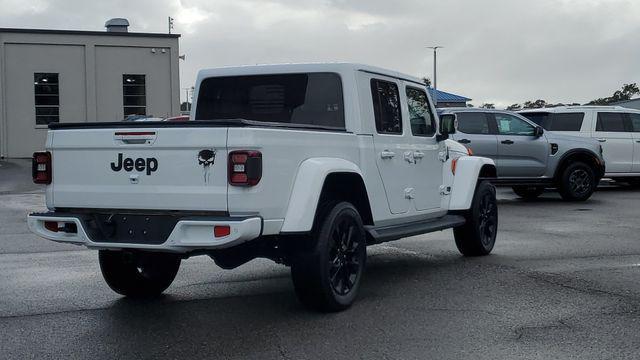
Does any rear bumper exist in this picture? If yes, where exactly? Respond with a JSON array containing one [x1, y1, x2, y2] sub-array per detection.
[[27, 212, 263, 253]]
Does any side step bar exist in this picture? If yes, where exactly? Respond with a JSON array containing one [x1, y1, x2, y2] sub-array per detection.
[[365, 214, 466, 245]]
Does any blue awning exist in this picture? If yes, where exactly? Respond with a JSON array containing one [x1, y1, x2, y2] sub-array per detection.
[[427, 87, 471, 102]]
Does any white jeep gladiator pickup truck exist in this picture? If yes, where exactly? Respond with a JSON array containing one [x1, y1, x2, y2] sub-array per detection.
[[28, 63, 498, 311]]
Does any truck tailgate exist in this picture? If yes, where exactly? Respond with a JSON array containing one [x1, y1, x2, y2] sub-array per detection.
[[49, 127, 228, 211]]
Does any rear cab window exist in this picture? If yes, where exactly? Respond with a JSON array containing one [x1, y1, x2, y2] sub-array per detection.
[[195, 73, 345, 129]]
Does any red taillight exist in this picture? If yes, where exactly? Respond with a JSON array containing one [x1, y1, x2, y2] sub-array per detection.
[[32, 151, 52, 184], [214, 225, 231, 238], [228, 150, 262, 186]]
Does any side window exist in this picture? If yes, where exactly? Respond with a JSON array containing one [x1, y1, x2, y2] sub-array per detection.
[[495, 113, 535, 136], [629, 113, 640, 132], [456, 112, 490, 134], [549, 113, 584, 131], [596, 112, 627, 132], [406, 87, 436, 137], [371, 79, 402, 134], [34, 73, 60, 125]]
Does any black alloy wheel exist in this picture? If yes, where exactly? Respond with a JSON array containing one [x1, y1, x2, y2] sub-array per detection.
[[558, 162, 596, 201], [454, 181, 498, 256], [568, 168, 592, 197], [477, 191, 498, 248], [291, 201, 367, 312], [328, 213, 364, 296]]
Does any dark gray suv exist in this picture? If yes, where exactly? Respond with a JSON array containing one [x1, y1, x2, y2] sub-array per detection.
[[439, 108, 605, 201]]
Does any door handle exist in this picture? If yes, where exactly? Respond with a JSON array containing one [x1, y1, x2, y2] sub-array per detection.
[[380, 150, 396, 159], [501, 140, 514, 145], [458, 139, 471, 144], [413, 151, 425, 159], [596, 138, 607, 143]]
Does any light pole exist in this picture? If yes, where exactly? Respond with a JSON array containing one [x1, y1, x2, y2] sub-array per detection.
[[427, 46, 443, 105]]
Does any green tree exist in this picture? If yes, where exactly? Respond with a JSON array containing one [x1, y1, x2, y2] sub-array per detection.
[[421, 77, 432, 87], [587, 83, 639, 105], [523, 99, 547, 109], [506, 104, 522, 111], [480, 103, 495, 109]]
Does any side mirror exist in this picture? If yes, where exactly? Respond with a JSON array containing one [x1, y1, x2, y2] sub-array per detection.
[[437, 114, 457, 141], [534, 126, 544, 137]]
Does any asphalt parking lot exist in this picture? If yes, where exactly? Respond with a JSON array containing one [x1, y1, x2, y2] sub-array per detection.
[[2, 159, 640, 359]]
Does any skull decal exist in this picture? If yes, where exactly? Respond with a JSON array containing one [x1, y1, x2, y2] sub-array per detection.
[[198, 149, 216, 166], [197, 149, 216, 184]]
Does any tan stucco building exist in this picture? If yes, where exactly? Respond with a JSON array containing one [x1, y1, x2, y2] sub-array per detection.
[[0, 21, 180, 158]]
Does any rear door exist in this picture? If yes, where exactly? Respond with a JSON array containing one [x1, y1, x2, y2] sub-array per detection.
[[449, 112, 498, 158], [51, 127, 229, 211], [493, 112, 548, 177], [370, 78, 413, 214], [593, 112, 633, 173], [626, 113, 640, 173]]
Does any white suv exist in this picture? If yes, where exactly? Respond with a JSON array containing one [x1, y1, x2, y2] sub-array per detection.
[[520, 106, 640, 185]]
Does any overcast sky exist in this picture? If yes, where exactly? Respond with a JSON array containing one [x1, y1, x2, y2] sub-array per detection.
[[1, 0, 638, 108]]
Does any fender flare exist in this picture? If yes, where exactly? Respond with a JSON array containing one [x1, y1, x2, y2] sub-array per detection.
[[553, 149, 605, 180], [448, 156, 496, 211], [280, 158, 363, 233]]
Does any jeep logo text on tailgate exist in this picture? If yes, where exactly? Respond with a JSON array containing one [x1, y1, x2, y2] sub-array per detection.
[[110, 153, 158, 175]]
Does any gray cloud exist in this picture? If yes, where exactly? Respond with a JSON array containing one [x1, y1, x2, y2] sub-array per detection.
[[1, 0, 638, 107]]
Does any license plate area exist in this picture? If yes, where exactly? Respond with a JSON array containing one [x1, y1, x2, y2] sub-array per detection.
[[83, 213, 180, 245]]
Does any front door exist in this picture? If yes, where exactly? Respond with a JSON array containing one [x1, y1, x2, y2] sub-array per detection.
[[449, 112, 498, 159], [370, 78, 412, 214], [493, 113, 549, 177], [593, 112, 633, 173], [404, 84, 443, 212]]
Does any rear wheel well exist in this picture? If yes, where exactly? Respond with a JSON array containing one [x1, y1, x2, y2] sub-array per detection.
[[316, 172, 374, 226], [554, 152, 602, 182]]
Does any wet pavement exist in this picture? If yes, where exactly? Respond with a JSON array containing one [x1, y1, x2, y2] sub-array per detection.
[[1, 163, 640, 359]]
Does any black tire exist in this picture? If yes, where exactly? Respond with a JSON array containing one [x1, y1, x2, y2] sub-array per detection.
[[512, 186, 545, 199], [99, 250, 181, 297], [557, 161, 596, 201], [290, 201, 367, 312], [454, 181, 498, 256]]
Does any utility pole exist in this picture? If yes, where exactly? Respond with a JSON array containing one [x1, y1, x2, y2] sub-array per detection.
[[168, 16, 174, 34], [427, 46, 443, 105]]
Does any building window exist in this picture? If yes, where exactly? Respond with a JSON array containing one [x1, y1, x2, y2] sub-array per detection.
[[34, 73, 60, 125], [123, 74, 146, 117]]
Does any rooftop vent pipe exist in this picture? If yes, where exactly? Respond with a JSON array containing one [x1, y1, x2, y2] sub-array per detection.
[[105, 18, 130, 33]]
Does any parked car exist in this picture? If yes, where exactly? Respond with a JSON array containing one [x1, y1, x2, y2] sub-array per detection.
[[438, 108, 605, 201], [27, 63, 497, 312], [520, 106, 640, 186]]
